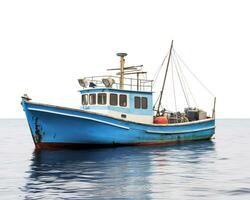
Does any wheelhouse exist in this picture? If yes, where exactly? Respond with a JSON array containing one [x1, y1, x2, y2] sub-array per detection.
[[79, 88, 153, 123]]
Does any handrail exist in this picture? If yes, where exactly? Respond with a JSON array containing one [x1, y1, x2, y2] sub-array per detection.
[[82, 75, 153, 92], [84, 75, 153, 82]]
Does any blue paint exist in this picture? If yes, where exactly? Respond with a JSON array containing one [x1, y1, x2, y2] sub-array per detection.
[[21, 100, 215, 147], [80, 87, 153, 116]]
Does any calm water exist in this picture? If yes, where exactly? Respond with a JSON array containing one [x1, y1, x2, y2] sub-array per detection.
[[0, 119, 250, 199]]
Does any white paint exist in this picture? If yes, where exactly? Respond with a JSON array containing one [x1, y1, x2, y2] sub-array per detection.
[[146, 126, 215, 134], [1, 0, 250, 118], [28, 108, 130, 130], [87, 109, 153, 124]]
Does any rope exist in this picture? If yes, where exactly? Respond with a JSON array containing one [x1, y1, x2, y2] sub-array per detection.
[[172, 54, 191, 107], [172, 50, 198, 107], [171, 57, 178, 113], [171, 57, 179, 123], [153, 94, 160, 111], [152, 51, 170, 88], [173, 48, 215, 98]]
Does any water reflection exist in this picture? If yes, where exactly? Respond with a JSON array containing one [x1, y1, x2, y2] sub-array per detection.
[[23, 141, 215, 199]]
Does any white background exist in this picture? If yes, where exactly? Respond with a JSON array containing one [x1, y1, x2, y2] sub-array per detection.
[[0, 0, 249, 118]]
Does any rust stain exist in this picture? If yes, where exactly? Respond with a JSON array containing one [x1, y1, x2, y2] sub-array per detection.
[[34, 117, 43, 143]]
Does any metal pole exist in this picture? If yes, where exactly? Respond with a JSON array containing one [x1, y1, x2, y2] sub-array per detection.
[[117, 53, 127, 89], [212, 97, 216, 118], [156, 40, 174, 116], [137, 72, 139, 91], [120, 57, 124, 89]]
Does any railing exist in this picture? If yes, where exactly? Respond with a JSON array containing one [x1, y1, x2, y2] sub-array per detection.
[[83, 75, 153, 92]]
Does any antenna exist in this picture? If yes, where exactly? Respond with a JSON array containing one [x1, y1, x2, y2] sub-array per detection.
[[108, 54, 144, 90]]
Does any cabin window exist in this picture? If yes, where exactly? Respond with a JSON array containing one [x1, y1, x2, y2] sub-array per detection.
[[119, 94, 127, 107], [82, 94, 88, 105], [134, 96, 148, 109], [134, 96, 141, 109], [142, 97, 148, 109], [89, 94, 96, 105], [98, 93, 107, 105], [110, 93, 118, 106]]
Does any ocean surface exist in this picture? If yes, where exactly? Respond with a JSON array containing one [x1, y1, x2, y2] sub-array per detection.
[[0, 119, 250, 200]]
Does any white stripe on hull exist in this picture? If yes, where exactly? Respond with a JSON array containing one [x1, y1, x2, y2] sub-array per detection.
[[28, 108, 130, 130], [145, 126, 215, 134]]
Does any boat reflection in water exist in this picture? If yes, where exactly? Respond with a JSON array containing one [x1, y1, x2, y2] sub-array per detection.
[[23, 141, 215, 199]]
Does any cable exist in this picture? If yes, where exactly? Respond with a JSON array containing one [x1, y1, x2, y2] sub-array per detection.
[[172, 54, 191, 107], [173, 48, 215, 98], [171, 56, 178, 113], [152, 51, 170, 88], [173, 50, 198, 107], [153, 94, 160, 111]]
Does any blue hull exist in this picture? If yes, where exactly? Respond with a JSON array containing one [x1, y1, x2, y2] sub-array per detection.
[[21, 100, 215, 149]]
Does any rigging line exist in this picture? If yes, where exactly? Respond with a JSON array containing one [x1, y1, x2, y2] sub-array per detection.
[[171, 56, 178, 113], [171, 59, 178, 123], [153, 94, 161, 110], [173, 50, 198, 107], [173, 49, 215, 97], [154, 96, 164, 111], [172, 53, 191, 107], [152, 51, 170, 88], [176, 56, 192, 107]]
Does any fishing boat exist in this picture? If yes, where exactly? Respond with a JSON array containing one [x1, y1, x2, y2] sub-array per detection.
[[21, 41, 216, 149]]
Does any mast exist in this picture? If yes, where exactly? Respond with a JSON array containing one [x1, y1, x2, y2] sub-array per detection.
[[156, 40, 174, 116], [117, 53, 128, 89]]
